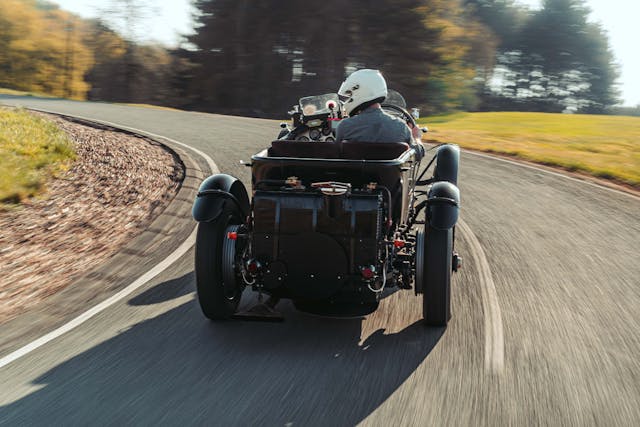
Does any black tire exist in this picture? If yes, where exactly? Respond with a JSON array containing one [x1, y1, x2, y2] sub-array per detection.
[[195, 202, 244, 320], [422, 226, 452, 326]]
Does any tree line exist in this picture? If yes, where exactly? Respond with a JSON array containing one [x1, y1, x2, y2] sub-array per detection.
[[0, 0, 623, 116], [0, 0, 181, 104]]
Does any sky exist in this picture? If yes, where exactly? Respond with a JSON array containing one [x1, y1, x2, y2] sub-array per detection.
[[52, 0, 639, 106], [50, 0, 195, 47]]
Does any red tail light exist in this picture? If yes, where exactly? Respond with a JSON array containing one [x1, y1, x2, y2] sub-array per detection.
[[361, 266, 375, 280], [246, 259, 261, 274], [393, 239, 405, 248]]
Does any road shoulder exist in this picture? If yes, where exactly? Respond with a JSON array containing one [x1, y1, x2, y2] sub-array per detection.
[[0, 116, 204, 358]]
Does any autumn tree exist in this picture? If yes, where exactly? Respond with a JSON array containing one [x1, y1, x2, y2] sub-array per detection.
[[0, 0, 93, 98]]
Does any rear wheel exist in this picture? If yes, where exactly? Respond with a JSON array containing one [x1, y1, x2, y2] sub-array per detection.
[[195, 203, 244, 320], [421, 226, 452, 326]]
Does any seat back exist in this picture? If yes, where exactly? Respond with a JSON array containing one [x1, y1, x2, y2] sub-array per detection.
[[268, 140, 409, 160], [341, 141, 410, 160], [268, 140, 341, 159]]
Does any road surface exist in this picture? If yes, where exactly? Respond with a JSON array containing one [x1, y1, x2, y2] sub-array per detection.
[[1, 96, 639, 426]]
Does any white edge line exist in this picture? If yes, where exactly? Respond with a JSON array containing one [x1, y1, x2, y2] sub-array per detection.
[[0, 108, 219, 369], [458, 219, 504, 374], [0, 228, 197, 369], [461, 148, 639, 201]]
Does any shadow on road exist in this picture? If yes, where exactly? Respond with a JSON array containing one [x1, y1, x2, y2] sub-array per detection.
[[1, 273, 443, 426], [129, 272, 195, 306]]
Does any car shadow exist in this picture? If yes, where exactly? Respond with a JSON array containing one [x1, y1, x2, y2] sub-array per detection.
[[1, 273, 444, 426], [128, 272, 195, 306]]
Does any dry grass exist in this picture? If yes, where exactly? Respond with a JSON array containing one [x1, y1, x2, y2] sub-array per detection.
[[122, 103, 179, 111], [420, 112, 640, 187], [0, 87, 54, 98], [0, 108, 76, 206]]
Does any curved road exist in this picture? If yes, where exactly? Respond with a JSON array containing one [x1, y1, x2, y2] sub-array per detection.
[[1, 96, 639, 425]]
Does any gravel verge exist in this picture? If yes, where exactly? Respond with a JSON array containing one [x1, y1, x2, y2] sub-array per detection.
[[0, 112, 184, 324]]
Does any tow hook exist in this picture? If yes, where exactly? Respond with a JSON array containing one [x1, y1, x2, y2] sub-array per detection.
[[453, 253, 462, 272]]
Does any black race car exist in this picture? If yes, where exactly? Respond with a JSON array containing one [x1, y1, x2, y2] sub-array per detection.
[[192, 92, 460, 326]]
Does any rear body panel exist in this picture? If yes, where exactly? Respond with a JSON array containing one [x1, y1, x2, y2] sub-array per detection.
[[245, 142, 421, 303], [252, 190, 382, 300]]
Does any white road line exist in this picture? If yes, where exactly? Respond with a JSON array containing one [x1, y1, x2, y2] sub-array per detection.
[[0, 228, 196, 369], [462, 149, 640, 201], [0, 110, 219, 369], [458, 219, 504, 374]]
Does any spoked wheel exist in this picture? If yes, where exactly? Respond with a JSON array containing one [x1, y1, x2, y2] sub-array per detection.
[[416, 225, 453, 326], [195, 203, 245, 320]]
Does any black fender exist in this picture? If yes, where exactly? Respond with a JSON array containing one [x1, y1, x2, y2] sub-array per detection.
[[427, 181, 460, 230], [434, 144, 459, 185], [192, 174, 250, 222]]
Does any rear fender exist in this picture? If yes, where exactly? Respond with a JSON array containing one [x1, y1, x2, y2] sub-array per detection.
[[427, 181, 460, 230], [192, 174, 250, 222], [434, 144, 459, 185]]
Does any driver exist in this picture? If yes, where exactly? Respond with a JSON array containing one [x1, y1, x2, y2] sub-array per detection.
[[335, 69, 422, 144]]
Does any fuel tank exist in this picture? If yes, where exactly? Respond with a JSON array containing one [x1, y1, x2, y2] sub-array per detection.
[[252, 190, 382, 299]]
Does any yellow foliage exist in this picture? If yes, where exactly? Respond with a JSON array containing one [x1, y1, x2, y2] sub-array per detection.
[[0, 0, 94, 99], [413, 0, 497, 113]]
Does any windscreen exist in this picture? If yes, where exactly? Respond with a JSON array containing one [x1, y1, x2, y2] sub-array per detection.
[[385, 89, 407, 108], [299, 93, 340, 116]]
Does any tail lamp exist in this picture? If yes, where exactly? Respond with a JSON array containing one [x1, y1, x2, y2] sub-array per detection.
[[360, 265, 376, 280]]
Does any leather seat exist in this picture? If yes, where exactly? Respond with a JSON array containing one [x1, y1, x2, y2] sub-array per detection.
[[268, 140, 341, 159], [268, 140, 409, 160], [340, 141, 409, 160]]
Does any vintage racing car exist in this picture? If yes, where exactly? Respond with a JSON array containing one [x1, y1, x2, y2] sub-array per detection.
[[192, 91, 461, 326]]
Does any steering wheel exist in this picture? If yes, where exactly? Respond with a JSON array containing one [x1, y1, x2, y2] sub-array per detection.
[[381, 103, 417, 128]]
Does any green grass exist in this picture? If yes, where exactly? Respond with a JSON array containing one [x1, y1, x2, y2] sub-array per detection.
[[419, 112, 640, 187], [0, 108, 76, 206]]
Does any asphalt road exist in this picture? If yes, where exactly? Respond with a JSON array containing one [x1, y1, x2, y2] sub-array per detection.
[[1, 96, 639, 426]]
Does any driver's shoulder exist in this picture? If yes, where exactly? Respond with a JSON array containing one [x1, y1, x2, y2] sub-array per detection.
[[380, 109, 405, 124], [381, 111, 410, 133], [336, 114, 367, 132]]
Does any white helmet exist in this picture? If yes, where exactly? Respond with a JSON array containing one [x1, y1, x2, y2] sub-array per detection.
[[338, 69, 388, 116]]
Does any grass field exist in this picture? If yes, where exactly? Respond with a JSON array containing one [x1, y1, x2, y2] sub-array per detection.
[[0, 108, 75, 206], [419, 112, 640, 187]]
